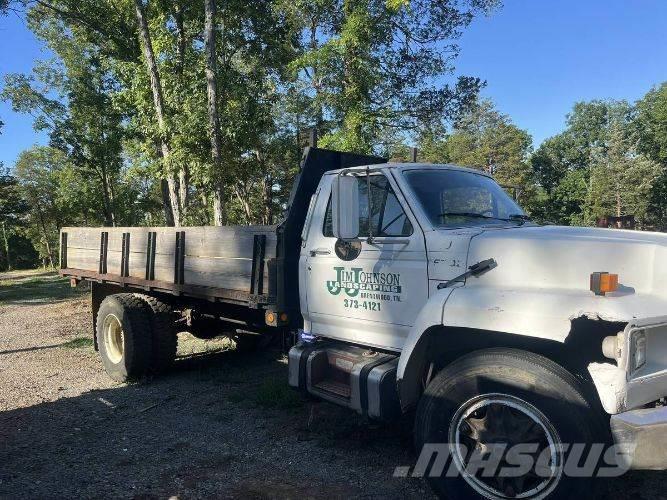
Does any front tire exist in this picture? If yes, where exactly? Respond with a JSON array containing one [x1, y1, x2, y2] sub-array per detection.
[[96, 293, 152, 382], [414, 348, 604, 499]]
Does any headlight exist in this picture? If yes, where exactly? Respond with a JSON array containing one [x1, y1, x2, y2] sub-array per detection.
[[630, 330, 647, 371], [602, 334, 622, 360]]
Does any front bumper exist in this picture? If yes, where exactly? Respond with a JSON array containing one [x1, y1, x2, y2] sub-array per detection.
[[610, 405, 667, 470]]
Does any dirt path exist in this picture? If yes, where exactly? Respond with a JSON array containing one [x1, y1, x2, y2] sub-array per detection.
[[0, 273, 665, 499]]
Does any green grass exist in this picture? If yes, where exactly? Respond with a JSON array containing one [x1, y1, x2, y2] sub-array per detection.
[[253, 379, 304, 410], [0, 272, 86, 304], [226, 378, 304, 410], [60, 337, 94, 349]]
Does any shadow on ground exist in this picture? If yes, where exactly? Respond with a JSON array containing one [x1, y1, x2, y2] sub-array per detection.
[[0, 347, 423, 499]]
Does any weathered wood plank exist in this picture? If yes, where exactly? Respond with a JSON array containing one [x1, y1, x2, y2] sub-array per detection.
[[107, 251, 122, 276], [183, 258, 266, 292], [67, 247, 99, 271], [153, 253, 175, 283]]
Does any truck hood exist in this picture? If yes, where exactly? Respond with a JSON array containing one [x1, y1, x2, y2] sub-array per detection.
[[466, 225, 667, 298]]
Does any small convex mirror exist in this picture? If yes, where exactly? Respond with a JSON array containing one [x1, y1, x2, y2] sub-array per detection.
[[332, 175, 359, 240]]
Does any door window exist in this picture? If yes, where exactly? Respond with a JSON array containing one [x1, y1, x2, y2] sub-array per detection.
[[323, 175, 413, 237]]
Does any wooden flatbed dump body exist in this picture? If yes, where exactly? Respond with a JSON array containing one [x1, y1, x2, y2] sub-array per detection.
[[60, 147, 387, 325], [60, 225, 278, 308]]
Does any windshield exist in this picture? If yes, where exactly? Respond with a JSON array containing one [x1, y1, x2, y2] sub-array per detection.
[[403, 169, 526, 228]]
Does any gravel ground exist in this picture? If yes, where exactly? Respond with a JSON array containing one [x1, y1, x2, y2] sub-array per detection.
[[0, 271, 665, 499]]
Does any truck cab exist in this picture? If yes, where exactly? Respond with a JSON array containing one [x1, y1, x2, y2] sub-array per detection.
[[299, 163, 522, 350], [290, 159, 667, 498]]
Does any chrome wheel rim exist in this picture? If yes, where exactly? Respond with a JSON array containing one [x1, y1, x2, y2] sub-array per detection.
[[103, 314, 124, 364], [448, 393, 563, 499]]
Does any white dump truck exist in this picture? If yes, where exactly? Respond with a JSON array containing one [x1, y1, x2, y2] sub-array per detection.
[[61, 147, 667, 499]]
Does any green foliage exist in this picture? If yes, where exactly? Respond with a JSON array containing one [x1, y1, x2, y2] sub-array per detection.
[[417, 99, 534, 207], [1, 0, 491, 234], [636, 83, 667, 165], [634, 83, 667, 228], [285, 0, 498, 154], [0, 167, 38, 270], [531, 98, 664, 228]]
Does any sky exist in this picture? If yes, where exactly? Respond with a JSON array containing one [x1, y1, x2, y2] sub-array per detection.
[[1, 0, 666, 168]]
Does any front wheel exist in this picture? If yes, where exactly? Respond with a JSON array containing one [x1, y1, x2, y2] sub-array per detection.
[[414, 348, 605, 499]]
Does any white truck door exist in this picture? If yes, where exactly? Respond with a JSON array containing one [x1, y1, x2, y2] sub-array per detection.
[[302, 172, 427, 351]]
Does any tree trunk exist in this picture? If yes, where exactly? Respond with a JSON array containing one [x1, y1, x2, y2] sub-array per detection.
[[1, 222, 11, 271], [212, 188, 225, 226], [174, 2, 186, 76], [233, 186, 253, 224], [99, 163, 116, 226], [35, 201, 55, 269], [178, 167, 188, 220], [309, 18, 324, 131], [160, 179, 175, 226], [256, 151, 273, 225], [134, 0, 181, 226], [108, 171, 117, 226], [174, 1, 189, 221], [204, 0, 225, 226], [261, 176, 273, 225]]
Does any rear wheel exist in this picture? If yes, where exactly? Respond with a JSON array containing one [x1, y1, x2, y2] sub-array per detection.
[[134, 294, 178, 373], [415, 348, 604, 499], [96, 294, 152, 382]]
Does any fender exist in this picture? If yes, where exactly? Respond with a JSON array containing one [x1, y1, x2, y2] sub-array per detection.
[[396, 286, 456, 410]]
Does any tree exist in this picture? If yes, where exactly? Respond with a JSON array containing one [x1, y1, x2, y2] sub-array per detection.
[[2, 10, 128, 227], [286, 0, 497, 153], [203, 0, 225, 225], [0, 168, 29, 270], [133, 0, 182, 226], [531, 134, 576, 195], [635, 83, 667, 166], [3, 0, 499, 235], [531, 98, 662, 227], [587, 119, 660, 226], [417, 99, 534, 206], [635, 83, 667, 228], [13, 147, 68, 268]]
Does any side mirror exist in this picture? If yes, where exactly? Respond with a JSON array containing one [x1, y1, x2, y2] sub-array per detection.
[[332, 175, 359, 240]]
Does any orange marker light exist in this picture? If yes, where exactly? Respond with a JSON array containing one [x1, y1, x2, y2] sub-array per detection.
[[590, 272, 619, 296]]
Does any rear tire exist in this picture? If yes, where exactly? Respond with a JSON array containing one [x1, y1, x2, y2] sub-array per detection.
[[134, 294, 178, 373], [96, 293, 152, 382], [414, 348, 604, 499]]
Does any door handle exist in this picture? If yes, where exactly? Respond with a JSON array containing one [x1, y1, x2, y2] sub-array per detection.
[[309, 248, 331, 257]]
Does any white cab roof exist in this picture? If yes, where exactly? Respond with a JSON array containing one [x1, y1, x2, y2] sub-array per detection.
[[326, 162, 493, 178]]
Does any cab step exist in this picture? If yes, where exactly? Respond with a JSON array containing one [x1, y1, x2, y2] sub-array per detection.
[[288, 341, 400, 420]]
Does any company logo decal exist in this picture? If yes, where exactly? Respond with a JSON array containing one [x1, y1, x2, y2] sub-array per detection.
[[326, 267, 402, 297]]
